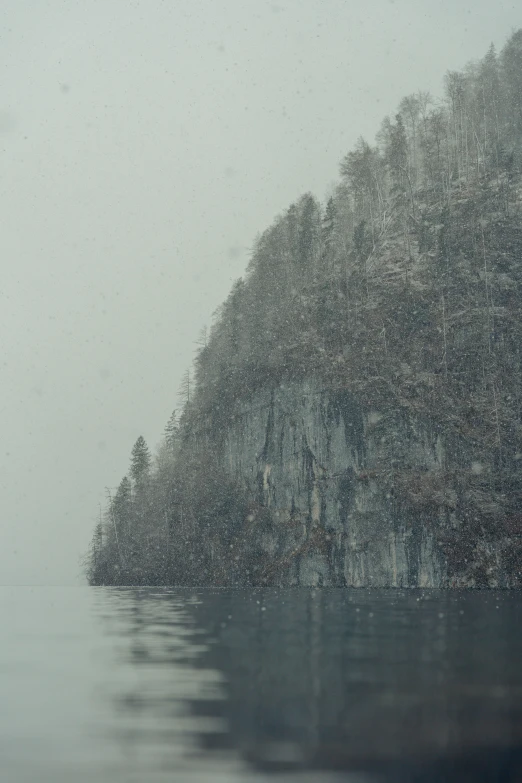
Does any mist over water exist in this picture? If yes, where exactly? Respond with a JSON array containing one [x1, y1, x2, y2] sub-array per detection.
[[1, 586, 521, 782]]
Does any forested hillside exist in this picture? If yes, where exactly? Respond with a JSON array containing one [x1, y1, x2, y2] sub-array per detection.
[[85, 31, 522, 587]]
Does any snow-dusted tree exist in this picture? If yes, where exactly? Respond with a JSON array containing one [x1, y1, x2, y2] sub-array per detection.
[[296, 193, 321, 273], [130, 436, 151, 483], [399, 94, 421, 184], [320, 197, 337, 271], [340, 137, 384, 232], [164, 410, 179, 453], [113, 476, 132, 521], [383, 113, 410, 203], [195, 326, 208, 349], [178, 369, 191, 406], [501, 29, 522, 142]]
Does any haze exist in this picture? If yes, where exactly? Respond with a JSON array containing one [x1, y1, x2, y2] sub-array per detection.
[[0, 0, 520, 585]]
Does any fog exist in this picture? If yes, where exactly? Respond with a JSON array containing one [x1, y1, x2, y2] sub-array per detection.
[[0, 0, 519, 585]]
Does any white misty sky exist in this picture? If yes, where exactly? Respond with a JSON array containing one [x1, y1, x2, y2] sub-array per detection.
[[0, 0, 519, 585]]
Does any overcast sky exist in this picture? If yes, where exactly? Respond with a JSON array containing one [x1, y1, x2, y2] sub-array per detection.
[[1, 0, 520, 585]]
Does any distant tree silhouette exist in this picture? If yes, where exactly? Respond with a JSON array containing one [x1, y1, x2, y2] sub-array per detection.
[[130, 436, 151, 483]]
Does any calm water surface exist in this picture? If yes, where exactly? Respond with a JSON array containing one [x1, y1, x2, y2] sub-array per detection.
[[1, 587, 522, 782]]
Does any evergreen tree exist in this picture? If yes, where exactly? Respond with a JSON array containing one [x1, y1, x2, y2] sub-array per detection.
[[322, 197, 335, 239], [113, 476, 132, 516], [164, 410, 179, 453], [297, 193, 320, 272], [130, 436, 151, 483]]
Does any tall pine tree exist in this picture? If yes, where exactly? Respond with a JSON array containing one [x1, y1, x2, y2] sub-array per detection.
[[164, 410, 179, 453], [130, 436, 151, 483]]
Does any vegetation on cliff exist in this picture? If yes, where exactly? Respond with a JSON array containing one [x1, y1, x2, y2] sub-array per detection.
[[85, 31, 522, 587]]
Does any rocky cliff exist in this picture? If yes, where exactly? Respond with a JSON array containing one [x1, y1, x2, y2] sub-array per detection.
[[220, 380, 518, 588]]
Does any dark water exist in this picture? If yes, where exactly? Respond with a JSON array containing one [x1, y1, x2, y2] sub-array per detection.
[[1, 588, 522, 782]]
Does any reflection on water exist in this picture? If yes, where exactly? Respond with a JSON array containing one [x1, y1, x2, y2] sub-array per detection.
[[183, 589, 522, 780], [1, 587, 522, 782], [91, 589, 230, 777]]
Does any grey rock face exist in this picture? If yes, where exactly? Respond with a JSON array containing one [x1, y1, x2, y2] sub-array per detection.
[[223, 380, 448, 587]]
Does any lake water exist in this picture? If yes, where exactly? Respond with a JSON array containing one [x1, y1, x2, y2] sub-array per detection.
[[1, 587, 522, 782]]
